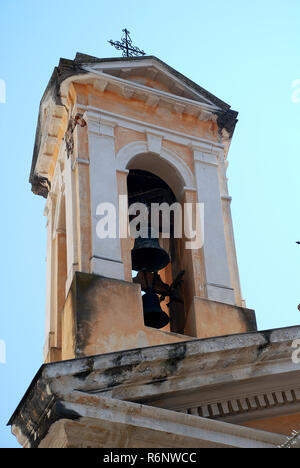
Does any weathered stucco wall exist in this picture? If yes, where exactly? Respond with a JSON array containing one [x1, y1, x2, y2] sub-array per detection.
[[185, 296, 257, 339], [61, 272, 194, 359]]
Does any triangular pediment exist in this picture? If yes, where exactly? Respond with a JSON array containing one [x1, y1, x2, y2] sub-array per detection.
[[77, 55, 228, 111], [100, 64, 213, 105], [30, 53, 238, 194]]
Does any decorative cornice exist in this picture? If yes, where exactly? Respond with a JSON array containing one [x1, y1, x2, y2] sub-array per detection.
[[146, 94, 160, 107], [81, 56, 230, 110], [78, 104, 225, 152], [93, 78, 108, 93], [182, 388, 300, 423], [83, 71, 219, 119], [30, 103, 67, 193]]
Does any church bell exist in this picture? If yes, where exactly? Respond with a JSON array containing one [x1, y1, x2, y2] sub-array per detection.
[[131, 228, 170, 328], [131, 230, 170, 272], [142, 290, 170, 329]]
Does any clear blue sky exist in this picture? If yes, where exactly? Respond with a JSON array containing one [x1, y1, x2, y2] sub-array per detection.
[[0, 0, 299, 447]]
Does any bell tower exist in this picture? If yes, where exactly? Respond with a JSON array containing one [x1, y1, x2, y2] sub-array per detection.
[[29, 52, 256, 364], [10, 47, 300, 450]]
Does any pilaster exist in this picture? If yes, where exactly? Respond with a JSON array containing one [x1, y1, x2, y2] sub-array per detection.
[[43, 193, 56, 361], [64, 151, 79, 294], [84, 111, 124, 280], [218, 155, 244, 306], [192, 145, 235, 305]]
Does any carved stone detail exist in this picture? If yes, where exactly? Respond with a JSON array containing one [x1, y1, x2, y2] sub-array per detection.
[[180, 388, 300, 420]]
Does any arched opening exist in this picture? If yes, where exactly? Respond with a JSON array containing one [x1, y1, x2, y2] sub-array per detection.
[[126, 152, 186, 202], [126, 168, 186, 334]]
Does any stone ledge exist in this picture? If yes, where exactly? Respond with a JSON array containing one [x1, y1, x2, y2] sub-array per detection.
[[22, 396, 291, 448], [8, 325, 300, 447]]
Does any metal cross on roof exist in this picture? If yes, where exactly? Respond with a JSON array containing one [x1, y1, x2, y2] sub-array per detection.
[[108, 28, 146, 57]]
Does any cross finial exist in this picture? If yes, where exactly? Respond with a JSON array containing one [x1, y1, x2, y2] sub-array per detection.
[[108, 28, 146, 57]]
